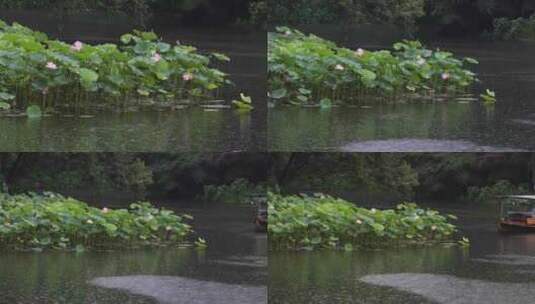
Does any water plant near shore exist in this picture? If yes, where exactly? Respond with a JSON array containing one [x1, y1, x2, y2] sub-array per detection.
[[203, 178, 265, 204], [268, 27, 479, 106], [0, 20, 230, 115], [268, 192, 463, 250], [0, 192, 197, 251]]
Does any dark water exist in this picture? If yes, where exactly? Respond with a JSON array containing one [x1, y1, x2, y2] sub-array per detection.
[[269, 41, 535, 152], [268, 203, 535, 304], [0, 27, 266, 152], [0, 204, 267, 304], [0, 109, 254, 152]]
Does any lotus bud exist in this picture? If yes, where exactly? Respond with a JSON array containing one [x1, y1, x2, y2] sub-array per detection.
[[46, 62, 57, 70], [182, 73, 193, 81], [71, 41, 83, 52], [151, 52, 162, 63]]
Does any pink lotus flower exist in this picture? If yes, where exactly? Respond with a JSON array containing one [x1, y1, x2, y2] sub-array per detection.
[[102, 207, 109, 213], [356, 48, 365, 56], [441, 73, 450, 80], [335, 64, 345, 71], [151, 53, 162, 63], [71, 41, 83, 52], [182, 73, 193, 81], [46, 62, 57, 70]]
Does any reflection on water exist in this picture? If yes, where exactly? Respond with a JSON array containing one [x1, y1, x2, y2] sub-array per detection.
[[91, 275, 266, 304], [0, 109, 253, 152], [269, 41, 535, 152], [0, 205, 267, 304], [268, 204, 535, 304]]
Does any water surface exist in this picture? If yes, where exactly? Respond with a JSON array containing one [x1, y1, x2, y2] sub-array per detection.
[[0, 109, 253, 152]]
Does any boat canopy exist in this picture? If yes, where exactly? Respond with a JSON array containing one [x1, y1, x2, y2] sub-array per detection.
[[498, 195, 535, 201]]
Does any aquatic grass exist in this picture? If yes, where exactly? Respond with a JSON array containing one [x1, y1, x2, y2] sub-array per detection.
[[268, 192, 462, 250], [0, 20, 231, 114], [268, 27, 479, 106], [0, 192, 197, 251]]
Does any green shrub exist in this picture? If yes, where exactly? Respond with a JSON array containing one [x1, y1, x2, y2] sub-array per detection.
[[248, 0, 267, 28], [203, 178, 265, 204], [492, 15, 535, 41], [268, 192, 461, 250], [465, 180, 529, 203], [0, 192, 197, 251], [268, 27, 478, 106], [0, 20, 230, 114], [267, 0, 425, 33]]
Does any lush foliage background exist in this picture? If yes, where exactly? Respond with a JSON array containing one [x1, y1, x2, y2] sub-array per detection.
[[269, 153, 534, 203], [263, 0, 535, 37], [0, 153, 269, 201], [0, 0, 258, 26]]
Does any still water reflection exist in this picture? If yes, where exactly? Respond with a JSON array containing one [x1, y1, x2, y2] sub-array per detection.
[[268, 203, 535, 304], [269, 41, 535, 152], [0, 205, 267, 304], [0, 109, 252, 152]]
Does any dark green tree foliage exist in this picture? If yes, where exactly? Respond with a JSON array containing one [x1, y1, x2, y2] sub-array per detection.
[[266, 0, 535, 37], [267, 0, 425, 33], [271, 153, 419, 199], [0, 0, 255, 26], [272, 153, 534, 202], [0, 154, 153, 197], [0, 153, 270, 200]]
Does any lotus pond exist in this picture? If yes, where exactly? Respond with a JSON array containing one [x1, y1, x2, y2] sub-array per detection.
[[268, 27, 479, 107], [0, 20, 232, 114], [269, 201, 535, 304], [268, 193, 466, 251], [269, 38, 535, 152], [0, 193, 198, 251], [0, 202, 267, 304], [0, 24, 265, 152]]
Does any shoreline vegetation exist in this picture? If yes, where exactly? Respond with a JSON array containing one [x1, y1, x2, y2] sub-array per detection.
[[268, 27, 479, 107], [202, 178, 266, 205], [0, 192, 204, 252], [268, 192, 469, 251], [0, 19, 233, 117]]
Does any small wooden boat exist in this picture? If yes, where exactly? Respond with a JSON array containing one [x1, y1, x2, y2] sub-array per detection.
[[250, 195, 267, 232], [497, 195, 535, 232]]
